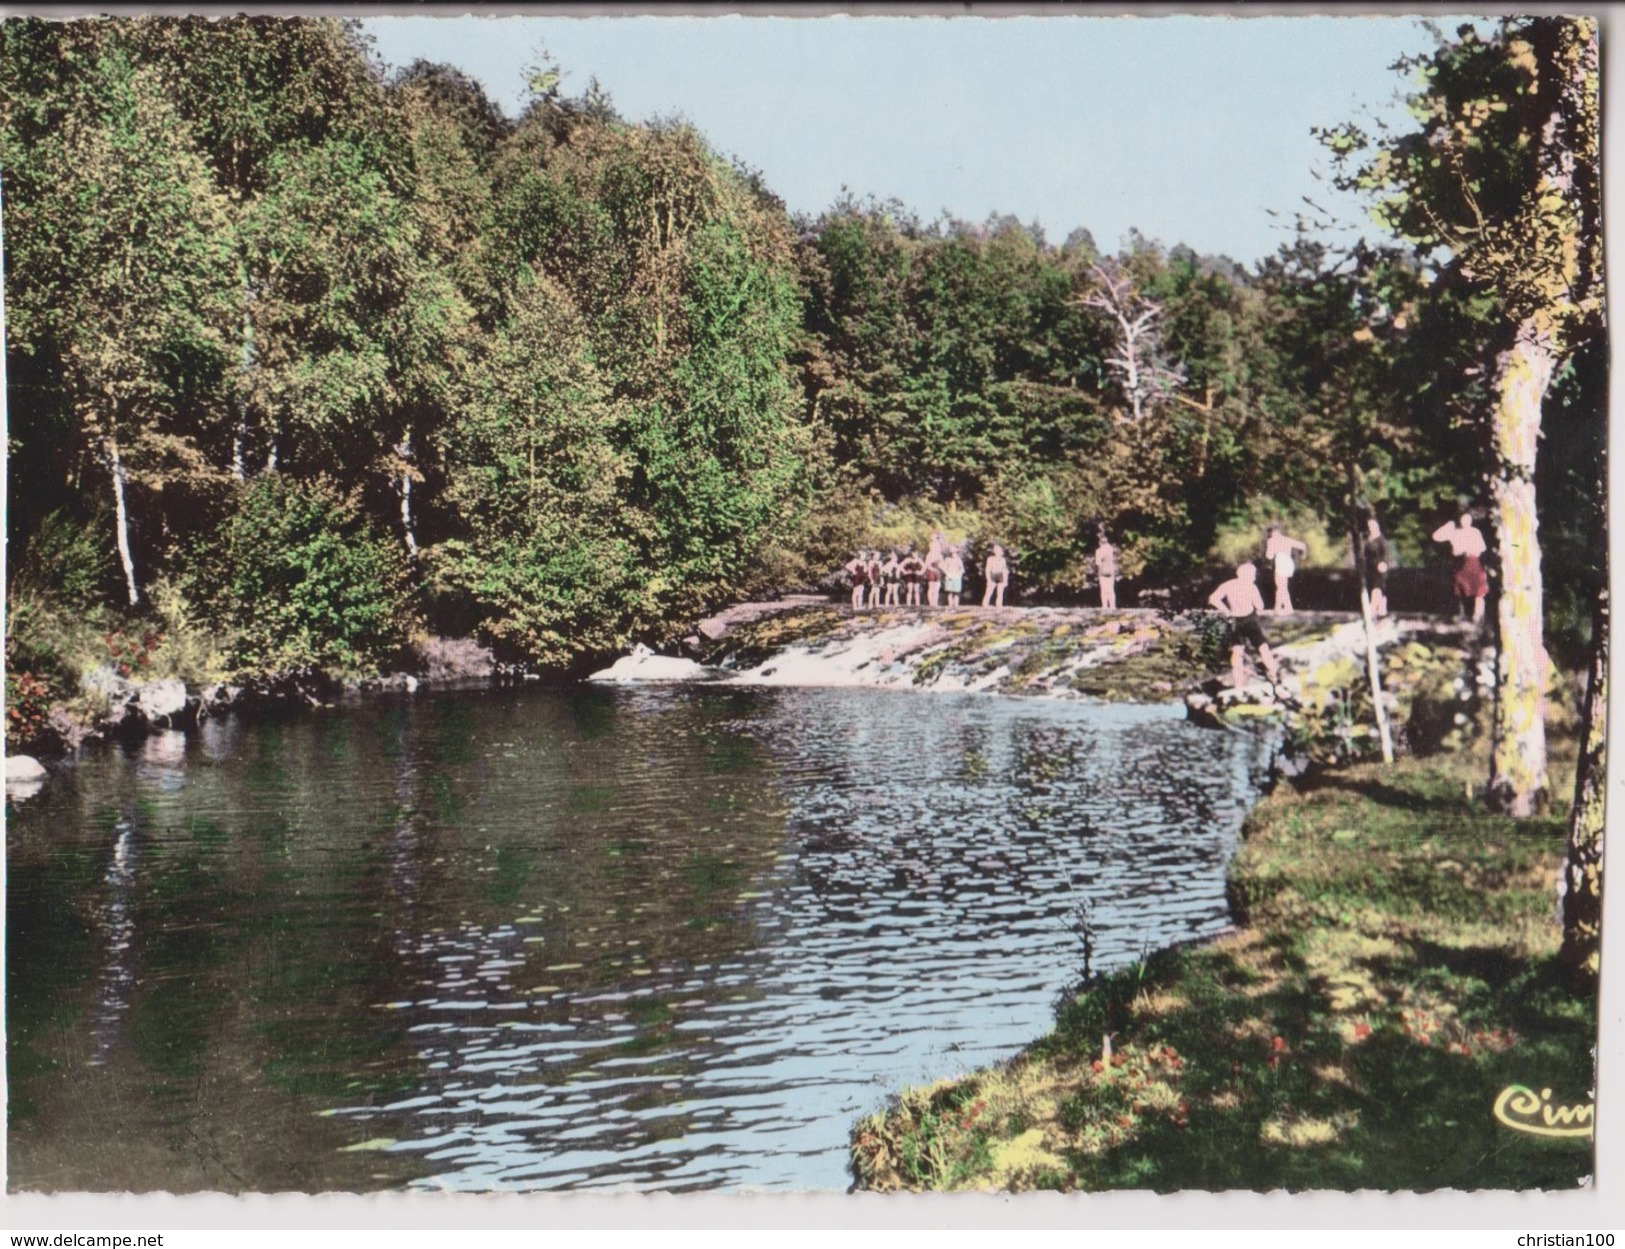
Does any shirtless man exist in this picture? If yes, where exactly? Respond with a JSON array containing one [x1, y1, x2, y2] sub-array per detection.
[[1208, 562, 1280, 690], [1432, 513, 1488, 623], [982, 544, 1010, 608], [1264, 524, 1308, 614]]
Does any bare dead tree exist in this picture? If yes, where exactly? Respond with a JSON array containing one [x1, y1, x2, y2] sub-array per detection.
[[1076, 261, 1185, 422]]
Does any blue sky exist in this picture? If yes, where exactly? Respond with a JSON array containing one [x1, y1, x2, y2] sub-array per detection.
[[361, 14, 1449, 265]]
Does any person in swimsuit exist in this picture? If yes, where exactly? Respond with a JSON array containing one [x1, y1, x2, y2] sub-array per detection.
[[844, 551, 868, 610], [881, 549, 901, 607], [866, 549, 884, 605], [1093, 528, 1117, 610], [1263, 524, 1308, 614], [1208, 562, 1280, 691], [982, 543, 1010, 608], [942, 546, 966, 607], [900, 548, 923, 607], [924, 532, 945, 608], [1362, 515, 1390, 620], [1432, 512, 1488, 623]]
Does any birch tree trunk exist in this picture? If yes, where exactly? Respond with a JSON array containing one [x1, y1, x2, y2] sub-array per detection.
[[1351, 526, 1394, 764], [399, 429, 418, 558], [233, 281, 252, 480], [106, 430, 140, 607], [1559, 588, 1607, 988], [1487, 317, 1556, 816]]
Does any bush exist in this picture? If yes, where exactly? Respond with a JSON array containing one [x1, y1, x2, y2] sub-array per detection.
[[1210, 498, 1344, 570], [196, 475, 417, 676], [142, 576, 235, 686], [9, 508, 118, 610], [5, 668, 53, 749]]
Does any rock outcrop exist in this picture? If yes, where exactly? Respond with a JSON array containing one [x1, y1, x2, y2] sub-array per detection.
[[587, 643, 718, 684]]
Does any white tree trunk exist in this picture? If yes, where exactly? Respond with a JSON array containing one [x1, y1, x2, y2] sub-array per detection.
[[1487, 319, 1556, 816], [1352, 534, 1394, 764], [234, 278, 253, 480], [107, 433, 140, 607], [399, 430, 418, 558]]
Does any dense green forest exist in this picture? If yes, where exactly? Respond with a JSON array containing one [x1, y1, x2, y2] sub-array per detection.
[[2, 17, 1605, 720]]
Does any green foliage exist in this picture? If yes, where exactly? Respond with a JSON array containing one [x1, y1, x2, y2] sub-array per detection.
[[202, 475, 417, 674], [142, 576, 236, 686], [0, 13, 1605, 705], [431, 274, 647, 665], [9, 510, 117, 611], [1209, 499, 1343, 570]]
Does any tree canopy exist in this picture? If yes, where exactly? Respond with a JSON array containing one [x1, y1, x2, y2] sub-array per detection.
[[1, 15, 1605, 690]]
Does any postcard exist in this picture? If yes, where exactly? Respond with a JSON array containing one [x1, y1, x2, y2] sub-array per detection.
[[2, 7, 1609, 1222]]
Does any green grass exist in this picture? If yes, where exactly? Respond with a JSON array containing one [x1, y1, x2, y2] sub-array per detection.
[[851, 743, 1596, 1193]]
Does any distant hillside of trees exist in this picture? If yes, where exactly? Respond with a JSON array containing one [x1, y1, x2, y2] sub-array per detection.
[[2, 16, 1604, 688]]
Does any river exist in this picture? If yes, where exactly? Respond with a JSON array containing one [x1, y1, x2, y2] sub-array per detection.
[[7, 683, 1271, 1192]]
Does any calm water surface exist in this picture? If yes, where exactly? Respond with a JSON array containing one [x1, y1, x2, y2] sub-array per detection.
[[8, 684, 1270, 1192]]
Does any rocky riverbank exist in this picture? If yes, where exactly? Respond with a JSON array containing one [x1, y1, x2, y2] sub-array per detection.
[[682, 601, 1347, 702], [3, 634, 508, 801], [645, 601, 1492, 772], [7, 596, 1493, 806]]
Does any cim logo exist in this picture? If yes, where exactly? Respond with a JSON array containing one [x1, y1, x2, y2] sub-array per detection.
[[1493, 1085, 1595, 1139]]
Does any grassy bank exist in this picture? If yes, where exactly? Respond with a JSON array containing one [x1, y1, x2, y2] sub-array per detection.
[[851, 741, 1595, 1192]]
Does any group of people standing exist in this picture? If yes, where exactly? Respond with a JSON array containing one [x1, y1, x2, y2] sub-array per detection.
[[839, 508, 1492, 689], [1240, 512, 1483, 627], [845, 533, 1012, 611], [1208, 509, 1492, 690]]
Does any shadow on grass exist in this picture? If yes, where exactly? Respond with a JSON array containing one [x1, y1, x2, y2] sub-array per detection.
[[1294, 771, 1472, 815], [1049, 947, 1592, 1193]]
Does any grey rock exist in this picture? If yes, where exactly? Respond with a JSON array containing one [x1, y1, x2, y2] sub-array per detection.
[[47, 709, 92, 750], [1275, 751, 1310, 779], [81, 665, 138, 706], [5, 754, 48, 782], [199, 684, 242, 714], [135, 678, 189, 725], [417, 636, 496, 683]]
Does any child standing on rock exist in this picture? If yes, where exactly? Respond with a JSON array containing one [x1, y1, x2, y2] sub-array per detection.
[[1264, 524, 1308, 614], [881, 549, 901, 606], [845, 551, 869, 610], [942, 546, 966, 607]]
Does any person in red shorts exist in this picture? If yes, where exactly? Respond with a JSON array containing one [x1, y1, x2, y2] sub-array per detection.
[[1432, 512, 1488, 624]]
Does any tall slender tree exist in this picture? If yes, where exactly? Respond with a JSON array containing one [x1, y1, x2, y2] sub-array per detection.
[[1323, 17, 1603, 815], [2, 38, 236, 604]]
